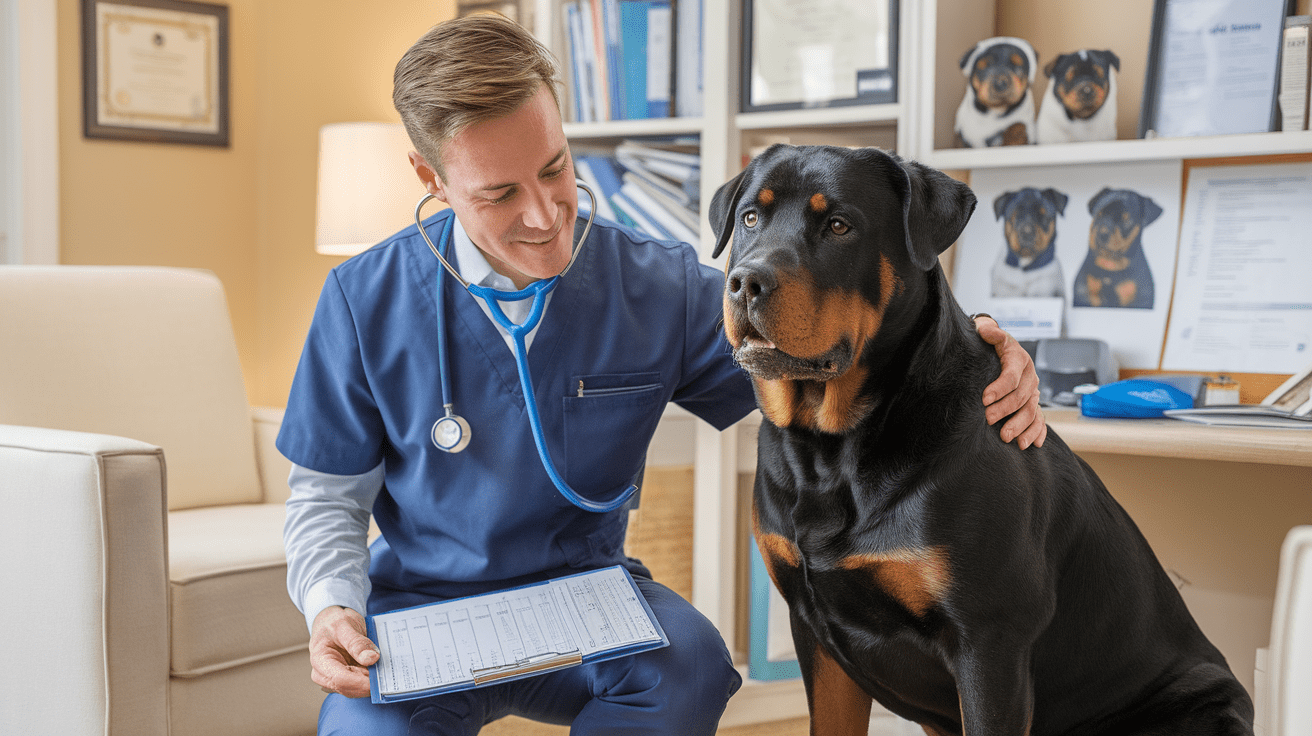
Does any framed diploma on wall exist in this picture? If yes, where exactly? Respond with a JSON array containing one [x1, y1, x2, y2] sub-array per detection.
[[741, 0, 898, 113], [81, 0, 230, 147], [1139, 0, 1294, 139]]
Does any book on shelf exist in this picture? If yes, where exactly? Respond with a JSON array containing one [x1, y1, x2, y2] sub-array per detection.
[[616, 152, 696, 206], [573, 157, 619, 222], [619, 0, 672, 119], [672, 0, 703, 117], [561, 0, 691, 120], [621, 179, 698, 244], [611, 188, 674, 239], [622, 171, 698, 231], [1278, 15, 1311, 131]]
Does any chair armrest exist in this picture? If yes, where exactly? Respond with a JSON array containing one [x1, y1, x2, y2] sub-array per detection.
[[0, 425, 170, 736], [252, 406, 292, 504]]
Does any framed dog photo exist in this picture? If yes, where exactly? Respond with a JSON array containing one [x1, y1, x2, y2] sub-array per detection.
[[741, 0, 898, 113], [951, 160, 1184, 370], [1139, 0, 1293, 139], [81, 0, 230, 147]]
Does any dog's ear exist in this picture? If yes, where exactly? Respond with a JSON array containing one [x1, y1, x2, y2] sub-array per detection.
[[1041, 188, 1069, 216], [1098, 50, 1121, 71], [1043, 55, 1061, 78], [709, 170, 748, 259], [993, 191, 1017, 220], [1088, 187, 1115, 215], [1139, 194, 1163, 226], [959, 42, 981, 73], [878, 151, 978, 271]]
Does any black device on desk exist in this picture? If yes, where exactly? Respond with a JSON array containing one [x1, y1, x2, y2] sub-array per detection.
[[1021, 338, 1118, 406]]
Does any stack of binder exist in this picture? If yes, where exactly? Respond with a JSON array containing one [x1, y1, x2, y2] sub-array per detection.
[[575, 139, 701, 244], [561, 0, 703, 121]]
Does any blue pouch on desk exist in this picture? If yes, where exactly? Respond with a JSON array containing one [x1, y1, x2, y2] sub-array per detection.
[[1079, 379, 1194, 418]]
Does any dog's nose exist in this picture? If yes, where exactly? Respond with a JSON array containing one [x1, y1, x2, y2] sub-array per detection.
[[727, 263, 776, 308]]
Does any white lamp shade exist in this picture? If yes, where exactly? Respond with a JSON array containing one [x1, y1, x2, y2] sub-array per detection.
[[315, 122, 426, 256]]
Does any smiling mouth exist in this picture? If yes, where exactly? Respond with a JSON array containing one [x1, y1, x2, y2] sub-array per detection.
[[733, 324, 853, 381]]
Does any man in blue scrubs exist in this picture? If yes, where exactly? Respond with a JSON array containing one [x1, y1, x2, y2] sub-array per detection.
[[278, 14, 1047, 736]]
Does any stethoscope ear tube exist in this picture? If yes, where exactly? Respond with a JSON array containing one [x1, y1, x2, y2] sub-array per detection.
[[418, 180, 634, 512]]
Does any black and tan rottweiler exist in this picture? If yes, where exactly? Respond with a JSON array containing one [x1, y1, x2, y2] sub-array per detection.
[[991, 187, 1068, 298], [710, 144, 1252, 736], [1073, 187, 1162, 309]]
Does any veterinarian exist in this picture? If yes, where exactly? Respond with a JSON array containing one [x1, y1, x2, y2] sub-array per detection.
[[278, 14, 1048, 736]]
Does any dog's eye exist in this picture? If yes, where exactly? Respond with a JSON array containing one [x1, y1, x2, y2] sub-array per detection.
[[743, 211, 758, 228], [829, 219, 849, 235]]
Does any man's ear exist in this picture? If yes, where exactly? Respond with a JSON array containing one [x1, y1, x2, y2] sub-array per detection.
[[879, 150, 978, 271], [409, 151, 447, 202]]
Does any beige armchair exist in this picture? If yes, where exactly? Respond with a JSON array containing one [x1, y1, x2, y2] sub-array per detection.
[[0, 266, 322, 736]]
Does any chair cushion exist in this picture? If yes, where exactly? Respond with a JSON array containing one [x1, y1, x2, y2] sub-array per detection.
[[0, 266, 262, 510], [169, 503, 308, 677]]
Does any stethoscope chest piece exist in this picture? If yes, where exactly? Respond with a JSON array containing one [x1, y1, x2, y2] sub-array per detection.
[[432, 410, 471, 453]]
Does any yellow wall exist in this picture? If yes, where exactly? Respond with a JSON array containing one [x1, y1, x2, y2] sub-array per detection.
[[57, 0, 455, 408]]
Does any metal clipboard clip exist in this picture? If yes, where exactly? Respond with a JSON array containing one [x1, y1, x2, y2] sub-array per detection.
[[469, 650, 584, 686]]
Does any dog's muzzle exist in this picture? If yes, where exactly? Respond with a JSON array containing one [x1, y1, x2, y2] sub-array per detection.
[[726, 261, 854, 381]]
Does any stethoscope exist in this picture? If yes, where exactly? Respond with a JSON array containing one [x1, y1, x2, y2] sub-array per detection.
[[414, 180, 638, 514]]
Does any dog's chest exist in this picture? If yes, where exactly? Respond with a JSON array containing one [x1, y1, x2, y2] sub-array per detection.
[[757, 455, 953, 626]]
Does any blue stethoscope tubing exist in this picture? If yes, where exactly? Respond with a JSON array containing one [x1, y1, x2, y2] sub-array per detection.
[[415, 181, 638, 514]]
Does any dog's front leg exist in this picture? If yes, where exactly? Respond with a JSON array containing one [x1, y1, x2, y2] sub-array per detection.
[[955, 644, 1035, 736], [792, 616, 872, 736]]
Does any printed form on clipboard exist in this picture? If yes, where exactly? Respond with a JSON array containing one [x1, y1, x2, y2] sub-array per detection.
[[365, 565, 668, 703]]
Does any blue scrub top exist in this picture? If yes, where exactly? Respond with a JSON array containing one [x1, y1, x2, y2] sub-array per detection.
[[278, 210, 756, 609]]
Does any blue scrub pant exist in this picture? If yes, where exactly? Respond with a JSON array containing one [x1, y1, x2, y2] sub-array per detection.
[[319, 577, 742, 735]]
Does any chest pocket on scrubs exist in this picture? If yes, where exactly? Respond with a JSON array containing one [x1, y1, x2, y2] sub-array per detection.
[[562, 372, 665, 504]]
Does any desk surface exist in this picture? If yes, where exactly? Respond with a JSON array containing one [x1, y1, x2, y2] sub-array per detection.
[[1044, 408, 1312, 468]]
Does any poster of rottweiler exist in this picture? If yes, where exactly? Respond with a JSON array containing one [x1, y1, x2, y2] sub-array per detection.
[[951, 160, 1182, 369]]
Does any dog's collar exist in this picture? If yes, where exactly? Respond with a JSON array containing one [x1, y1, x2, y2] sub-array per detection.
[[1006, 239, 1056, 271]]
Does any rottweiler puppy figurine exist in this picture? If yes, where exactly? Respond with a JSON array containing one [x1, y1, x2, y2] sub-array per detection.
[[991, 187, 1069, 298], [956, 37, 1038, 148], [710, 144, 1253, 736], [1074, 187, 1162, 309], [1037, 50, 1121, 144]]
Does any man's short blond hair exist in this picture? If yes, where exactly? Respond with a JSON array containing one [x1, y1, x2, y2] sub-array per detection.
[[393, 13, 561, 179]]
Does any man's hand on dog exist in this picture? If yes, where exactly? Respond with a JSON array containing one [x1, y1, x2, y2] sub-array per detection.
[[310, 605, 380, 698], [974, 315, 1047, 449]]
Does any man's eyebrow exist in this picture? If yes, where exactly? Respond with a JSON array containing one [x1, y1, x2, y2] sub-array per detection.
[[480, 147, 568, 193]]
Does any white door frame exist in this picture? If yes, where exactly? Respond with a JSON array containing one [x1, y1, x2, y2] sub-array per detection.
[[2, 0, 59, 265]]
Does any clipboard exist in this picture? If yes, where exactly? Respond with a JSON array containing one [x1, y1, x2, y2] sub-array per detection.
[[365, 565, 669, 703]]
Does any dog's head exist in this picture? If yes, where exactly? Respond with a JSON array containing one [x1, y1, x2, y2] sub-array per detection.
[[1044, 50, 1119, 120], [960, 37, 1037, 111], [709, 145, 976, 432], [994, 187, 1068, 264], [1087, 187, 1161, 267]]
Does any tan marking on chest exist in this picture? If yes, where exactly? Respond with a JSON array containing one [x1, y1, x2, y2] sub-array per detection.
[[837, 547, 952, 617], [1114, 279, 1138, 306], [752, 507, 800, 591]]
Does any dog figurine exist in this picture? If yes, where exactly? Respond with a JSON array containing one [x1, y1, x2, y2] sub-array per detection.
[[991, 187, 1068, 298], [710, 144, 1253, 736], [1037, 49, 1121, 144], [956, 37, 1038, 148], [1074, 187, 1162, 309]]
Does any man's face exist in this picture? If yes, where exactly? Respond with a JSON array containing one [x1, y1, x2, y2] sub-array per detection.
[[412, 84, 578, 290]]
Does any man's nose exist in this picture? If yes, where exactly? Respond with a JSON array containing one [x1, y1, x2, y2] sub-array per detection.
[[521, 182, 558, 230]]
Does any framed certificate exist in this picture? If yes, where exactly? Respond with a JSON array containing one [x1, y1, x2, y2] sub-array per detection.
[[741, 0, 898, 113], [81, 0, 230, 147], [1139, 0, 1293, 139]]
